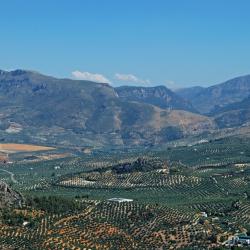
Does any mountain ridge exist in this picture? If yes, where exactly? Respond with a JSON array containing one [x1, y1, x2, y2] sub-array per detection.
[[115, 85, 197, 112], [0, 70, 214, 147], [3, 69, 250, 146], [177, 75, 250, 114]]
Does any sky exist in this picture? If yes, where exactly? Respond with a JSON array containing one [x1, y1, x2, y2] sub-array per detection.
[[1, 0, 250, 88]]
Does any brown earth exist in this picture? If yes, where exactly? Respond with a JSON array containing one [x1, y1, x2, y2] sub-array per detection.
[[0, 143, 55, 152]]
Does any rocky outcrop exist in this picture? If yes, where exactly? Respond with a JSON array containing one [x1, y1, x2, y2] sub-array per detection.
[[0, 181, 22, 208]]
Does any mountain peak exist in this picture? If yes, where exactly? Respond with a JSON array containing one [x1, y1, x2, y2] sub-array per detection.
[[9, 69, 42, 76], [11, 69, 29, 76]]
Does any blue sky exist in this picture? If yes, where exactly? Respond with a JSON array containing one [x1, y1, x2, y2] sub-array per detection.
[[1, 0, 250, 88]]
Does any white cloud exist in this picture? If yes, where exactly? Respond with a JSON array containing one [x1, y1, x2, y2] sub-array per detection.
[[165, 80, 176, 87], [72, 70, 111, 83], [165, 80, 181, 90], [114, 73, 150, 85]]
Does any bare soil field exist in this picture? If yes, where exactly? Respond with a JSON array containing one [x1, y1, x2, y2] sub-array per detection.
[[0, 143, 55, 152]]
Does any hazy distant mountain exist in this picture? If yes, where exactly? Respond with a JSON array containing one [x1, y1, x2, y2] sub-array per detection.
[[212, 96, 250, 128], [0, 70, 215, 147], [115, 85, 197, 112], [179, 75, 250, 114], [175, 86, 204, 102]]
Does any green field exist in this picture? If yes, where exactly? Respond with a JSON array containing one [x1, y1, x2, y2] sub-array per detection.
[[0, 136, 250, 249]]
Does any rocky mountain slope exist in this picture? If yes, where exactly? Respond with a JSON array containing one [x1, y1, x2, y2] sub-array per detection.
[[212, 96, 250, 128], [175, 86, 204, 103], [115, 85, 196, 112], [177, 75, 250, 114], [0, 70, 215, 147]]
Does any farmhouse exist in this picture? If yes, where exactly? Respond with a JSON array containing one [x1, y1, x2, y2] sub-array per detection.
[[225, 234, 250, 247], [107, 198, 133, 203], [234, 235, 250, 246], [23, 221, 29, 227], [200, 212, 208, 217]]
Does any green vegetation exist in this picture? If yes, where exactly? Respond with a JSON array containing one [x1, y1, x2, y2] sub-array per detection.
[[25, 195, 85, 214], [0, 136, 249, 249]]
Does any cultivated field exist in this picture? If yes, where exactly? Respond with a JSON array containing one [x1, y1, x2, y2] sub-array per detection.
[[0, 136, 249, 249], [0, 143, 55, 153]]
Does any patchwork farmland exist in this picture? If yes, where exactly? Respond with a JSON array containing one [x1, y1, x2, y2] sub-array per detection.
[[0, 137, 249, 249]]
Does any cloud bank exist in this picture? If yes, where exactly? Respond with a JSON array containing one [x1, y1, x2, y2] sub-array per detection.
[[114, 73, 150, 85], [72, 70, 111, 83], [71, 71, 151, 86]]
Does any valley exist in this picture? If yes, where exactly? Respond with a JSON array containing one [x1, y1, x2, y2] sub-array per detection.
[[2, 1, 250, 249], [0, 70, 250, 249], [0, 137, 249, 249]]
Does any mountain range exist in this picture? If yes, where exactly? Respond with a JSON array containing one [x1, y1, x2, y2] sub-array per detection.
[[177, 75, 250, 114], [115, 85, 196, 112], [0, 69, 250, 147]]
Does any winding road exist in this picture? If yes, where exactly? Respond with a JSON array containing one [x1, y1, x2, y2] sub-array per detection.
[[0, 168, 18, 183]]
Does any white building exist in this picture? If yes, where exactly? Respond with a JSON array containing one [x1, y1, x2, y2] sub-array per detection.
[[107, 198, 133, 203]]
